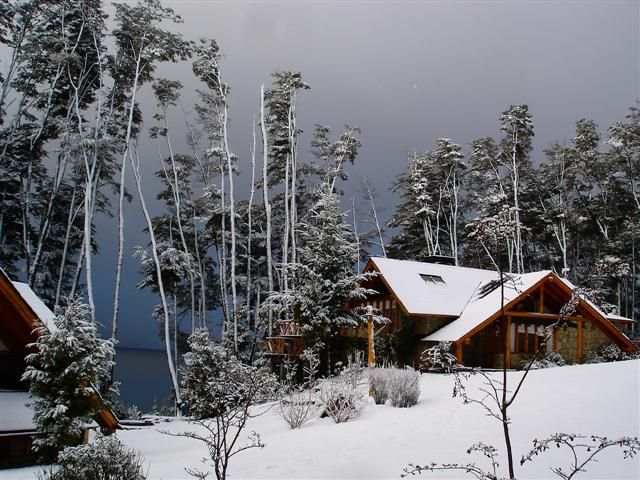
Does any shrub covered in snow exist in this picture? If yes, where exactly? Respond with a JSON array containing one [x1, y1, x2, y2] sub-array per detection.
[[420, 341, 457, 373], [115, 403, 143, 421], [387, 367, 421, 408], [279, 350, 323, 429], [42, 434, 145, 480], [279, 391, 322, 429], [319, 353, 367, 423], [584, 344, 634, 364], [369, 367, 391, 405], [319, 377, 367, 423], [22, 299, 116, 462], [527, 351, 566, 370]]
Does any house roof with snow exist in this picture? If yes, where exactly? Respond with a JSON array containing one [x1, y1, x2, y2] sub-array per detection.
[[363, 257, 635, 350], [0, 268, 119, 433]]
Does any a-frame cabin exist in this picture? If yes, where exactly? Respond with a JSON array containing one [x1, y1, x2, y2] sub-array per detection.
[[0, 269, 119, 468], [346, 257, 636, 368]]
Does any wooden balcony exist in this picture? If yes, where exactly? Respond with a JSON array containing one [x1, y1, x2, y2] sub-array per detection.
[[264, 321, 303, 357], [264, 337, 304, 357]]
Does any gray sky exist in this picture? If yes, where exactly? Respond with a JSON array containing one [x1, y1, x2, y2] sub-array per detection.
[[94, 0, 639, 349]]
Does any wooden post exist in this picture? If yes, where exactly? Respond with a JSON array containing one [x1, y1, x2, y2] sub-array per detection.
[[539, 285, 545, 313], [506, 316, 511, 369], [577, 319, 583, 364], [455, 341, 463, 364], [367, 305, 375, 396]]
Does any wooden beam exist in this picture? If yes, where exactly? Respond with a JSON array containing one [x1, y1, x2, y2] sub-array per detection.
[[577, 319, 583, 364], [539, 285, 545, 313], [507, 311, 586, 321], [455, 341, 463, 364]]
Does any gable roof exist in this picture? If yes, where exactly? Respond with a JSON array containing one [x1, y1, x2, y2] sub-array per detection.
[[367, 257, 498, 317], [0, 269, 119, 432], [424, 270, 551, 342]]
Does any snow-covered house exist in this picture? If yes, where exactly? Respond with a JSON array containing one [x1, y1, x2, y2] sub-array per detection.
[[346, 257, 636, 368], [0, 269, 118, 468]]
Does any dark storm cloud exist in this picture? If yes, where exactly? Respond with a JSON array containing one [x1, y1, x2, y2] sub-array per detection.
[[93, 0, 639, 348]]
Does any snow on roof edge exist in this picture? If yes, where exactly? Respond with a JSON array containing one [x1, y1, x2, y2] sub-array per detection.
[[11, 281, 57, 333]]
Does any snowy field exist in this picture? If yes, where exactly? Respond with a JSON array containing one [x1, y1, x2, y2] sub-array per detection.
[[6, 360, 639, 479]]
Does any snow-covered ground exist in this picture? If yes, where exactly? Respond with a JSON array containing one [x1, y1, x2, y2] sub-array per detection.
[[6, 360, 639, 479]]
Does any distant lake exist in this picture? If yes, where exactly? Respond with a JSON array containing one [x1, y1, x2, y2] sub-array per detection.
[[113, 348, 174, 412]]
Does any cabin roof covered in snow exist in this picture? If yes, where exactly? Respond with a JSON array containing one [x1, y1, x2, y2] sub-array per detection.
[[423, 270, 552, 342], [11, 281, 57, 332], [368, 257, 499, 317]]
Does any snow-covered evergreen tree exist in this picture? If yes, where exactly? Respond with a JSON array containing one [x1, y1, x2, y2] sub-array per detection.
[[181, 329, 230, 419], [176, 330, 278, 479], [266, 187, 374, 366], [21, 298, 116, 461]]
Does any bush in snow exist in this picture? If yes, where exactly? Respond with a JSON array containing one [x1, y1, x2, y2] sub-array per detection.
[[527, 351, 566, 370], [279, 350, 322, 429], [387, 367, 421, 408], [114, 403, 143, 421], [318, 353, 366, 423], [369, 367, 391, 405], [584, 343, 634, 364], [279, 390, 322, 429], [42, 434, 145, 480], [318, 376, 367, 423], [420, 341, 457, 373], [22, 298, 116, 462]]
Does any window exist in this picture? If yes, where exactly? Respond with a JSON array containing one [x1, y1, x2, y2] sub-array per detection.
[[510, 323, 550, 354], [420, 274, 445, 285]]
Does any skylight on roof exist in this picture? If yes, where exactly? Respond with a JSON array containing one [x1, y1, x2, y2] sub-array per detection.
[[420, 274, 445, 285]]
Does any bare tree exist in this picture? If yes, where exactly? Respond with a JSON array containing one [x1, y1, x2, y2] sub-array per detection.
[[260, 84, 274, 335], [130, 144, 181, 412]]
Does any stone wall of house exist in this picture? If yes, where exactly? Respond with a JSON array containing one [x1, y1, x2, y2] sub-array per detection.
[[582, 320, 610, 358], [554, 320, 612, 363], [556, 325, 579, 363]]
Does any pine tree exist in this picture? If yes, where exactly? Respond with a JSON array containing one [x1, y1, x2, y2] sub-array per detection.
[[21, 298, 116, 462], [266, 188, 373, 367]]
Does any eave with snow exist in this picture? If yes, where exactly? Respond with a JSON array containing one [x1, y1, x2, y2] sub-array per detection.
[[346, 257, 636, 368], [0, 269, 119, 468]]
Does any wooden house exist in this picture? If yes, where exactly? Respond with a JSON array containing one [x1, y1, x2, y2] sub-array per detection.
[[0, 269, 119, 468], [346, 257, 637, 368]]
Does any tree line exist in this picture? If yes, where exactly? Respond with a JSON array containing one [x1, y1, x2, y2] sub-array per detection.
[[1, 0, 637, 402]]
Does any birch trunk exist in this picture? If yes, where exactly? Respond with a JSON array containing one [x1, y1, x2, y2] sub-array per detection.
[[130, 146, 181, 410], [246, 116, 257, 327], [260, 85, 274, 335], [113, 35, 146, 341]]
